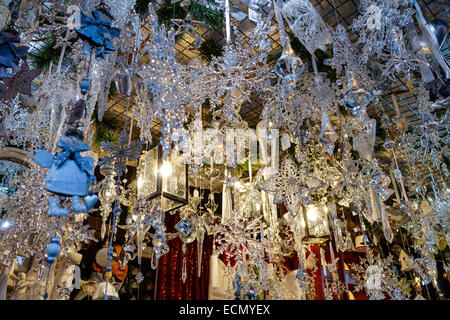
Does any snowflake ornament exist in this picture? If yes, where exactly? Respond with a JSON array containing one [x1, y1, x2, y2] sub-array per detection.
[[99, 130, 142, 177]]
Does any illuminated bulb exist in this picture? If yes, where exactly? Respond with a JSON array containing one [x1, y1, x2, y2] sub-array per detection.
[[1, 220, 11, 229], [137, 176, 143, 190], [132, 214, 138, 222], [306, 205, 318, 222], [160, 162, 172, 178]]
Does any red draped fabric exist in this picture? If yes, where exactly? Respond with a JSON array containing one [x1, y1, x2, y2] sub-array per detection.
[[155, 212, 213, 300]]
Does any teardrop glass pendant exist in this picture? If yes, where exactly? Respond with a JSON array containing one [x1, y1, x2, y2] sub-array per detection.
[[182, 243, 187, 284], [101, 220, 106, 239], [197, 229, 204, 278], [319, 112, 338, 155], [151, 250, 158, 269]]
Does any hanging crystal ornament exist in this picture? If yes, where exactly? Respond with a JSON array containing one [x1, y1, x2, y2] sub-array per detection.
[[139, 4, 189, 155], [147, 200, 170, 271], [353, 118, 376, 162], [384, 140, 409, 203], [318, 112, 338, 155], [370, 161, 391, 202], [295, 255, 310, 294], [135, 271, 144, 285], [213, 211, 264, 266], [273, 0, 305, 95], [349, 250, 403, 300], [327, 202, 346, 251], [414, 256, 439, 291], [280, 0, 332, 55], [171, 12, 204, 48], [182, 242, 187, 284], [343, 72, 372, 122], [367, 174, 394, 244], [412, 0, 450, 78], [259, 157, 302, 215], [355, 213, 371, 252], [350, 0, 414, 62], [197, 221, 205, 278], [344, 228, 355, 251]]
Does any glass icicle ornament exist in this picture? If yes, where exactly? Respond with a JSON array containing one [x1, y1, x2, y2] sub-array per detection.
[[353, 118, 377, 162], [280, 0, 332, 55], [182, 242, 187, 284], [343, 72, 372, 122], [275, 43, 305, 92], [139, 4, 189, 156], [273, 0, 305, 95], [370, 161, 391, 202], [318, 112, 338, 155], [151, 208, 169, 270]]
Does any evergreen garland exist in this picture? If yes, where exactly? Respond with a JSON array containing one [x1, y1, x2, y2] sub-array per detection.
[[155, 0, 223, 29], [156, 0, 187, 28], [28, 37, 64, 71], [92, 113, 122, 149], [135, 0, 151, 17], [187, 0, 223, 29], [199, 37, 223, 62]]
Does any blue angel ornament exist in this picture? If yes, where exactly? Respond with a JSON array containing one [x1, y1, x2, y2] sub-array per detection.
[[34, 129, 98, 217], [0, 11, 28, 79], [75, 5, 121, 60]]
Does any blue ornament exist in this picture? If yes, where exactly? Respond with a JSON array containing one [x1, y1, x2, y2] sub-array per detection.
[[71, 196, 88, 212], [34, 129, 98, 216], [0, 28, 28, 79], [49, 197, 68, 217], [46, 237, 61, 264], [75, 9, 121, 60], [35, 129, 95, 196], [80, 76, 91, 95], [83, 194, 99, 211]]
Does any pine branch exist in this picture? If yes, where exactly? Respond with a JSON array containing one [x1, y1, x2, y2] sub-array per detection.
[[199, 37, 223, 62], [28, 37, 61, 71], [188, 0, 223, 29]]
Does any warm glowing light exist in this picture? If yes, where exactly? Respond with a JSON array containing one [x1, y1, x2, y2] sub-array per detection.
[[137, 176, 143, 190], [1, 220, 11, 229], [160, 161, 172, 178], [306, 205, 319, 222]]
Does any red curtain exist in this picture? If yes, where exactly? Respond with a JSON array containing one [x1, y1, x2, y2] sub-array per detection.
[[155, 212, 213, 300]]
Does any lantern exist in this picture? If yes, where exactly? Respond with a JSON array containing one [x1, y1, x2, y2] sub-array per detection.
[[301, 203, 330, 244], [137, 145, 188, 212]]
